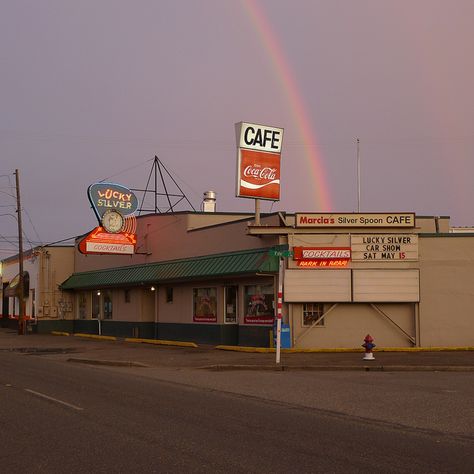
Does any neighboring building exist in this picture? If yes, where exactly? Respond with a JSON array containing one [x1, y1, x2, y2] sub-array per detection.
[[1, 245, 75, 332]]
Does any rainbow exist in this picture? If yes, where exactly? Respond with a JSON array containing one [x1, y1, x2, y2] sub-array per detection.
[[242, 0, 332, 210]]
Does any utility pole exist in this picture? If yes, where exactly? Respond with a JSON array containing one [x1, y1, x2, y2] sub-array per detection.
[[356, 138, 361, 213], [15, 169, 26, 335]]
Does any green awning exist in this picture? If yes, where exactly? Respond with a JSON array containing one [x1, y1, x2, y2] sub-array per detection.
[[61, 247, 282, 290]]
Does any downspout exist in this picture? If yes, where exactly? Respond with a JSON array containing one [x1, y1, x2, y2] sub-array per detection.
[[154, 286, 158, 340]]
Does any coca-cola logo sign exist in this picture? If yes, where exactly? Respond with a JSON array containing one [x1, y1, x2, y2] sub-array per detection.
[[237, 149, 281, 200], [243, 165, 277, 181]]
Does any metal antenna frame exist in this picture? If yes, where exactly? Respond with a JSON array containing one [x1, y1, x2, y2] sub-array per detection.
[[132, 156, 196, 215]]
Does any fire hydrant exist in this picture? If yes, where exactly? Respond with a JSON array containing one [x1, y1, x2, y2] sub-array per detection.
[[362, 334, 376, 360]]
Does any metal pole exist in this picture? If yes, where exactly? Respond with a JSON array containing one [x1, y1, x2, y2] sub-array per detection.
[[254, 199, 261, 226], [15, 169, 26, 335], [275, 257, 283, 364], [356, 138, 360, 213]]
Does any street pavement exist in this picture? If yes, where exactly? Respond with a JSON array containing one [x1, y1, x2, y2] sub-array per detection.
[[1, 328, 473, 371]]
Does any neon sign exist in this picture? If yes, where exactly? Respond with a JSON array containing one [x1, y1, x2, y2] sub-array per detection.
[[293, 247, 351, 268], [297, 260, 349, 268], [81, 182, 139, 255]]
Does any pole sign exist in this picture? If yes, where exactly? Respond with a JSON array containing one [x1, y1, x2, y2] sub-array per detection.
[[79, 182, 139, 255], [235, 122, 284, 201]]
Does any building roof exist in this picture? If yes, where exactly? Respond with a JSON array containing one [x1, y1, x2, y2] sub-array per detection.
[[61, 247, 282, 290]]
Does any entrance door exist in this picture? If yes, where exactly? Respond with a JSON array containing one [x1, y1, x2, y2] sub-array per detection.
[[223, 286, 238, 345]]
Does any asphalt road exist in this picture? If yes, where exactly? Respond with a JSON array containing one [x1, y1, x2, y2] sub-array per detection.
[[1, 352, 473, 473]]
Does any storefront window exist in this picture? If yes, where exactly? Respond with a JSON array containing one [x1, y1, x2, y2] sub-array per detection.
[[303, 303, 325, 327], [193, 287, 217, 323], [244, 284, 274, 324]]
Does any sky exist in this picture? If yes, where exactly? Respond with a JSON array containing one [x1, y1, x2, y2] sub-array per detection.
[[1, 0, 474, 257]]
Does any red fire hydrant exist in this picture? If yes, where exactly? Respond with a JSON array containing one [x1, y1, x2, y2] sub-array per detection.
[[362, 334, 376, 360]]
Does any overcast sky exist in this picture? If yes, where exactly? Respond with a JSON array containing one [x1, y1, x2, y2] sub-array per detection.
[[1, 0, 473, 257]]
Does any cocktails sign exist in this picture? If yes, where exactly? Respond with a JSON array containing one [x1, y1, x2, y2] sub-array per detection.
[[293, 247, 351, 268], [79, 182, 139, 255], [235, 122, 284, 201]]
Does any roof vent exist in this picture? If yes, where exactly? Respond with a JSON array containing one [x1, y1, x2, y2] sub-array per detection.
[[202, 191, 216, 212]]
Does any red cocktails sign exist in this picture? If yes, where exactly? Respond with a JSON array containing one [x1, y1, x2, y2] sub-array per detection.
[[293, 247, 351, 268]]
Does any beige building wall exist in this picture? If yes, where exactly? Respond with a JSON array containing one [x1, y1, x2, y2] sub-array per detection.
[[291, 303, 415, 349], [419, 236, 474, 347], [110, 288, 137, 322], [140, 289, 156, 322]]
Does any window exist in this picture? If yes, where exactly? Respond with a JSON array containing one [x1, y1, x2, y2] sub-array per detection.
[[193, 287, 217, 323], [244, 284, 274, 324], [303, 303, 325, 327], [90, 290, 113, 319], [124, 289, 131, 303], [166, 287, 173, 303]]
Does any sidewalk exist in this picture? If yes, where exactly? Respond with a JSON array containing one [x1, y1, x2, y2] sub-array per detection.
[[1, 329, 473, 371]]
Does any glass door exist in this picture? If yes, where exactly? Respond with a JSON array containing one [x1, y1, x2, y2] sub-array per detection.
[[224, 286, 238, 324]]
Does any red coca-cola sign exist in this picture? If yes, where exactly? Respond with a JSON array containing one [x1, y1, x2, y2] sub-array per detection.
[[237, 149, 281, 200]]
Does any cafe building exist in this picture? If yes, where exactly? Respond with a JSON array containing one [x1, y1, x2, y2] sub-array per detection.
[[59, 210, 474, 348]]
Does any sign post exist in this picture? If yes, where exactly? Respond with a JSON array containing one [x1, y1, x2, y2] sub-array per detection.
[[235, 122, 284, 227], [269, 248, 292, 364], [275, 256, 283, 364]]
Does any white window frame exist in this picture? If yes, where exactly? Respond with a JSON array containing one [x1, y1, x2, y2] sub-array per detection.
[[302, 303, 325, 327]]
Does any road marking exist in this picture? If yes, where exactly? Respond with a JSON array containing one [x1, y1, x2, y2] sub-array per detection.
[[24, 389, 84, 411]]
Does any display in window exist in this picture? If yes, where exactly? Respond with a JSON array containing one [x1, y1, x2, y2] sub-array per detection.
[[244, 284, 274, 324], [193, 288, 217, 323]]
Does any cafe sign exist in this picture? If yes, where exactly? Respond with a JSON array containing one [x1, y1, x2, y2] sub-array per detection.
[[296, 213, 415, 228], [235, 122, 284, 201]]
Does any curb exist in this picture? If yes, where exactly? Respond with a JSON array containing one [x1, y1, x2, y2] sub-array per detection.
[[67, 357, 149, 368], [124, 337, 198, 348], [50, 332, 198, 348], [215, 345, 474, 353], [200, 364, 474, 372], [73, 333, 117, 342]]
